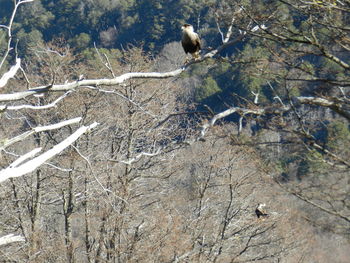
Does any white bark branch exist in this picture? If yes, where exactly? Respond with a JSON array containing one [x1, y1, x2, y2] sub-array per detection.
[[199, 106, 270, 139], [223, 16, 237, 43], [297, 96, 339, 107], [0, 121, 98, 183], [115, 148, 161, 165], [0, 70, 184, 102], [34, 117, 82, 132], [195, 95, 348, 141], [251, 91, 260, 104], [200, 107, 239, 139], [0, 117, 82, 151], [0, 58, 21, 88], [9, 147, 42, 168], [0, 234, 25, 246], [0, 90, 72, 111], [295, 96, 350, 120], [0, 0, 34, 70]]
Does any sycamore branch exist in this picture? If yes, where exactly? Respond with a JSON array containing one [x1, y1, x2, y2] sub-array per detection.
[[0, 121, 98, 183], [215, 8, 242, 43], [8, 147, 42, 168]]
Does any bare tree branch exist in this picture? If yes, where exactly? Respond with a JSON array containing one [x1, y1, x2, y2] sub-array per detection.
[[0, 234, 25, 246], [198, 105, 289, 140], [0, 121, 98, 183], [0, 58, 21, 88], [295, 96, 350, 121], [0, 0, 34, 70], [0, 90, 72, 111], [110, 148, 162, 165], [0, 117, 82, 151], [0, 69, 184, 102]]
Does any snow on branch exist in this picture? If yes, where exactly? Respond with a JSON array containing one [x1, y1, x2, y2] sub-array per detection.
[[0, 58, 21, 88], [0, 234, 25, 246], [0, 117, 82, 151], [0, 121, 98, 183]]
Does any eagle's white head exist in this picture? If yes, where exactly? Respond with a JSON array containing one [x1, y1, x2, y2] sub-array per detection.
[[181, 24, 194, 32], [258, 203, 266, 209]]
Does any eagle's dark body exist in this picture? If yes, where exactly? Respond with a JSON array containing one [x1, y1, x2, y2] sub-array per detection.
[[255, 203, 269, 218]]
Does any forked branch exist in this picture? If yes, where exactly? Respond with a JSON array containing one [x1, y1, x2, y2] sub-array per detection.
[[0, 121, 98, 183]]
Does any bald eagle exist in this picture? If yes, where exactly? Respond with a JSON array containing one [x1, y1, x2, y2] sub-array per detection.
[[181, 24, 201, 61], [255, 203, 269, 218]]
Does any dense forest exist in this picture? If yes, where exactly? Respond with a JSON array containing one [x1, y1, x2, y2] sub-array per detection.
[[0, 0, 349, 262]]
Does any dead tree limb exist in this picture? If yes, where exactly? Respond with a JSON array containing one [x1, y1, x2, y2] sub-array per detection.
[[0, 122, 98, 183]]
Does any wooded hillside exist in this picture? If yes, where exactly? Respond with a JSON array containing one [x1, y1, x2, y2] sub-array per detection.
[[0, 0, 349, 262]]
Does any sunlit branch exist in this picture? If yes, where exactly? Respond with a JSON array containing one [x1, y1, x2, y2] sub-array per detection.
[[0, 121, 99, 183], [0, 58, 21, 88], [9, 147, 42, 168], [110, 148, 162, 165], [198, 105, 289, 140], [0, 69, 184, 102], [0, 117, 82, 151], [295, 96, 350, 121], [0, 0, 34, 70], [0, 90, 72, 111], [0, 234, 25, 246]]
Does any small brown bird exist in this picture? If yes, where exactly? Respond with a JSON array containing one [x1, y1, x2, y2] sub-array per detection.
[[181, 24, 201, 62]]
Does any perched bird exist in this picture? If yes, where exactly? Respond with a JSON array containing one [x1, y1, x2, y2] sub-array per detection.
[[181, 24, 201, 62], [255, 203, 269, 219]]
